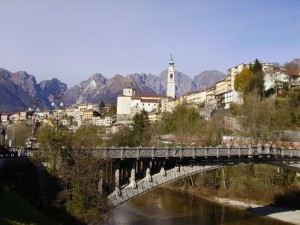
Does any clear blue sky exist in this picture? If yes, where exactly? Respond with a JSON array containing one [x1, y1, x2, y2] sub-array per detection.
[[0, 0, 299, 87]]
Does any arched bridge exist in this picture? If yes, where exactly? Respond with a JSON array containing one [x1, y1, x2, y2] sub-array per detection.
[[95, 145, 300, 208]]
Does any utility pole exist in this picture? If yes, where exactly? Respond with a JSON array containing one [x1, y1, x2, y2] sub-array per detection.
[[27, 97, 41, 149], [51, 91, 64, 132]]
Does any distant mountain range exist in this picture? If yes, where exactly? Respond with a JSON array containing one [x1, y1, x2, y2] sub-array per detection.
[[2, 58, 298, 113], [0, 67, 227, 113]]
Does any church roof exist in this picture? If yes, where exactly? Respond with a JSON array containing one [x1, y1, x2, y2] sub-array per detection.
[[135, 94, 165, 98], [141, 99, 160, 103]]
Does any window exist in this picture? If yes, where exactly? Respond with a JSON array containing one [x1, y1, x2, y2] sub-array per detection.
[[170, 74, 173, 79]]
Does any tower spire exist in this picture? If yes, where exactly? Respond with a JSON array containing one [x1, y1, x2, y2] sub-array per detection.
[[167, 54, 175, 98], [169, 54, 174, 65]]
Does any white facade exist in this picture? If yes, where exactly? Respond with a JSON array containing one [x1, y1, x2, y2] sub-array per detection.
[[9, 113, 20, 123], [93, 116, 113, 127], [123, 87, 136, 97], [93, 116, 101, 126], [117, 87, 136, 118], [117, 85, 164, 121], [87, 104, 99, 111], [102, 117, 114, 126], [264, 71, 289, 90], [167, 55, 176, 98], [117, 96, 131, 115], [1, 114, 9, 123]]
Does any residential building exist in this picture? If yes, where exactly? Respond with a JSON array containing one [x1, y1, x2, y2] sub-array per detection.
[[148, 111, 161, 122], [9, 112, 20, 123], [93, 116, 114, 127], [84, 109, 95, 121], [20, 111, 29, 121], [186, 90, 206, 105]]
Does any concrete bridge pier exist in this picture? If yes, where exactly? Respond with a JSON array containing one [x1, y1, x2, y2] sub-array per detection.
[[145, 168, 152, 182], [160, 167, 166, 176], [115, 168, 121, 196], [129, 161, 137, 189], [98, 169, 103, 195]]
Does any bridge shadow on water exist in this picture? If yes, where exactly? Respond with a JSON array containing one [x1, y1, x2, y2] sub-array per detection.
[[246, 189, 300, 225], [249, 206, 293, 216]]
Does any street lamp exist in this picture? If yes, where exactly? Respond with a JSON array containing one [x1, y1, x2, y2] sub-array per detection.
[[29, 97, 41, 138], [51, 91, 64, 132]]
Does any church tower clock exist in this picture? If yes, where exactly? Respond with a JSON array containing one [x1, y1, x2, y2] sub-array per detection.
[[167, 54, 176, 98]]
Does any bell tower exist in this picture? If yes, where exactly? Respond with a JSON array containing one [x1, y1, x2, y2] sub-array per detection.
[[167, 54, 175, 98]]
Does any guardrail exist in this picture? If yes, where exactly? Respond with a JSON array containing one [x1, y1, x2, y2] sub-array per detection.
[[91, 146, 300, 159]]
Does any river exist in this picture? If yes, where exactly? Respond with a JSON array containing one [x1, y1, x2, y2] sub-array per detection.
[[109, 187, 290, 225]]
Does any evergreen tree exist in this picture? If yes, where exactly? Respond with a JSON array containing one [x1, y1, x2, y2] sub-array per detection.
[[250, 59, 263, 73], [99, 100, 105, 115], [131, 110, 151, 146], [249, 59, 264, 97]]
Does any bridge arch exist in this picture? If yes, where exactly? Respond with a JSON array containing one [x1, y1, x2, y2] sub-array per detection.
[[108, 160, 300, 207], [108, 162, 224, 207], [93, 146, 300, 208]]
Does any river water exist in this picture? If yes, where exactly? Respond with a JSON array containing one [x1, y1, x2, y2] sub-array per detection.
[[109, 187, 290, 225]]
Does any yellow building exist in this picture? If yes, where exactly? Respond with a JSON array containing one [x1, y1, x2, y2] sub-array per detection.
[[83, 109, 94, 121]]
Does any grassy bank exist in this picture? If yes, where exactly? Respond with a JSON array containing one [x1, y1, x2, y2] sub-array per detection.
[[0, 159, 84, 225], [0, 187, 59, 225]]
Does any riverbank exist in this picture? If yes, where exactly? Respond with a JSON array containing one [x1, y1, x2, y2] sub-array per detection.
[[165, 184, 300, 225], [214, 197, 300, 225]]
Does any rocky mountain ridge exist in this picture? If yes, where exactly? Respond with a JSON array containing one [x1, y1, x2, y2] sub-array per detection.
[[0, 67, 228, 113]]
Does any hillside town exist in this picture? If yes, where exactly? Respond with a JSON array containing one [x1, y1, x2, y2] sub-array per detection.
[[1, 58, 300, 122], [1, 56, 300, 149]]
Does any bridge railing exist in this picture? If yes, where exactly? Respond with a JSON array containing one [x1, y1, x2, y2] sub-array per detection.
[[92, 146, 300, 159]]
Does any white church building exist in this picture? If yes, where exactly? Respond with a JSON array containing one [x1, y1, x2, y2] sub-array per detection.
[[117, 55, 176, 123]]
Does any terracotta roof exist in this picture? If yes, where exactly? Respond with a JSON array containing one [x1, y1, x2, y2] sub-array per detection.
[[136, 94, 165, 98], [141, 99, 160, 103], [131, 96, 142, 100], [280, 69, 300, 76], [118, 95, 132, 97]]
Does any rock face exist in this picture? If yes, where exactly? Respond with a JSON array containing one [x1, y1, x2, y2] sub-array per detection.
[[0, 69, 67, 113], [0, 67, 226, 113], [0, 69, 31, 113], [127, 70, 225, 97], [158, 70, 197, 97], [194, 70, 227, 90], [285, 58, 300, 71], [63, 74, 155, 105]]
